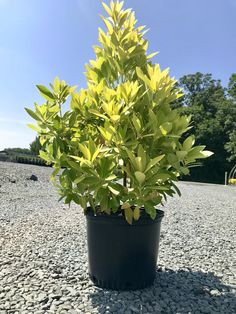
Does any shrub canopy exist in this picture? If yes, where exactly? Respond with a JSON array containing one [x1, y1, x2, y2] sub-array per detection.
[[26, 1, 212, 223]]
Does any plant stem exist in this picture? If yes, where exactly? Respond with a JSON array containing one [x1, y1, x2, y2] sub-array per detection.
[[123, 161, 127, 187]]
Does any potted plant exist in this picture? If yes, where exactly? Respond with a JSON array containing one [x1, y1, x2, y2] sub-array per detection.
[[25, 0, 212, 290]]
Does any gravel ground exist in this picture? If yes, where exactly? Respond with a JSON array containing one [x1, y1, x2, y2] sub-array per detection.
[[0, 161, 235, 314]]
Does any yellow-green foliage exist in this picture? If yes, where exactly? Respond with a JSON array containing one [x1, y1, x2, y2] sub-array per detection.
[[228, 178, 236, 185], [25, 1, 212, 223]]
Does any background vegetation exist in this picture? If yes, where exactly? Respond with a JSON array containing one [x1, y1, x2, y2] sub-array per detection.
[[172, 72, 236, 184], [0, 137, 46, 166]]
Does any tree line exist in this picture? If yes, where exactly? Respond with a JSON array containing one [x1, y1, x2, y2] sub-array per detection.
[[172, 72, 236, 183]]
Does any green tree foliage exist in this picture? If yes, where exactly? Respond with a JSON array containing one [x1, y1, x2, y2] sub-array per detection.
[[228, 73, 236, 100], [1, 146, 46, 165], [225, 131, 236, 162], [173, 72, 236, 183], [30, 136, 42, 155], [4, 147, 31, 155], [224, 74, 236, 162]]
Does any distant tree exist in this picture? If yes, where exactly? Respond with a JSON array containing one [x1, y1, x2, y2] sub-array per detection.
[[4, 147, 31, 155], [228, 73, 236, 100], [172, 72, 234, 183], [224, 74, 236, 162], [30, 136, 42, 155], [225, 131, 236, 162]]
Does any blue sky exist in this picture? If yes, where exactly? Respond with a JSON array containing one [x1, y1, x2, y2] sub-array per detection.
[[0, 0, 235, 150]]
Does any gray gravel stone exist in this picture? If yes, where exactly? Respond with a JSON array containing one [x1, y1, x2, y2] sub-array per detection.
[[37, 292, 48, 303], [130, 305, 140, 313], [0, 162, 236, 313]]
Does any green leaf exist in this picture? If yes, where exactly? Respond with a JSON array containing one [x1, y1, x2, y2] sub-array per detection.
[[167, 153, 178, 165], [157, 186, 171, 191], [135, 156, 143, 172], [109, 196, 120, 211], [69, 85, 77, 93], [133, 206, 140, 220], [126, 150, 138, 169], [102, 2, 112, 16], [201, 150, 214, 157], [74, 175, 86, 184], [53, 77, 60, 93], [105, 174, 116, 181], [180, 167, 190, 175], [36, 85, 55, 101], [132, 114, 141, 133], [124, 207, 133, 225], [111, 33, 119, 46], [136, 67, 151, 87], [27, 123, 41, 132], [69, 113, 76, 128], [79, 196, 87, 209], [121, 202, 131, 210], [39, 150, 51, 162], [100, 196, 110, 214], [145, 204, 156, 220], [50, 167, 60, 181], [147, 52, 158, 59], [101, 16, 113, 33], [121, 165, 132, 177], [108, 185, 120, 195], [67, 160, 81, 171], [135, 171, 146, 184], [89, 109, 108, 120], [160, 122, 172, 135], [176, 151, 187, 160], [187, 146, 206, 160], [155, 173, 171, 181], [183, 135, 195, 151], [92, 146, 101, 162], [138, 144, 147, 171], [97, 126, 113, 141], [25, 108, 42, 121], [78, 143, 91, 160], [110, 115, 120, 122], [145, 155, 165, 172]]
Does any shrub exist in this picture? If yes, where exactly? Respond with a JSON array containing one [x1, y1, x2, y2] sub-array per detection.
[[25, 1, 212, 223]]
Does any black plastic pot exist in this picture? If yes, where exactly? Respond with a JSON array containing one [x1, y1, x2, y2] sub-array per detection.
[[86, 208, 164, 290]]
